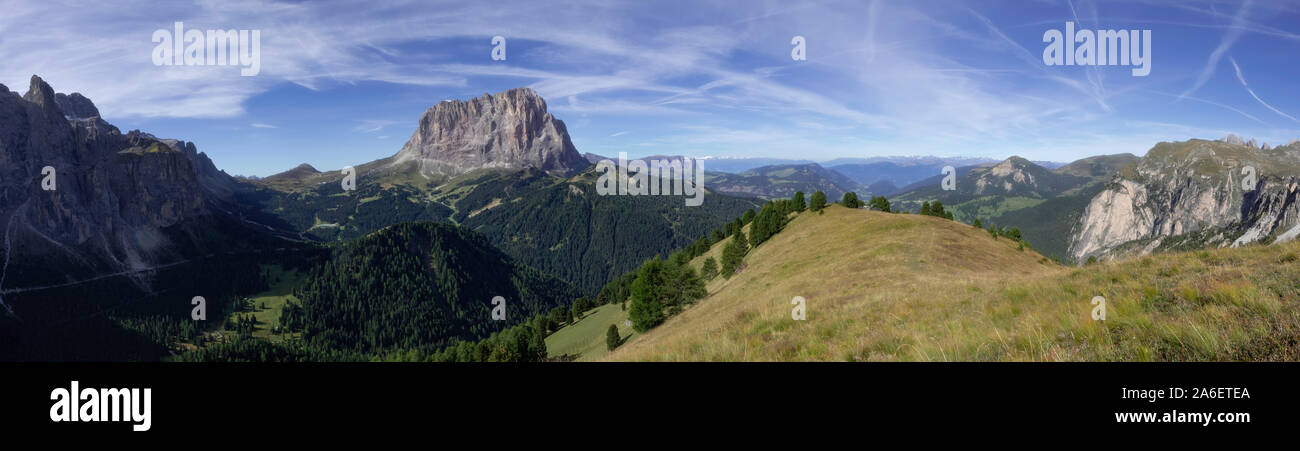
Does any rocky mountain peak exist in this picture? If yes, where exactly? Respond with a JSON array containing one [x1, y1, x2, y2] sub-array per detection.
[[990, 156, 1032, 172], [391, 87, 590, 178], [975, 156, 1041, 194], [22, 75, 58, 109], [54, 92, 100, 119], [1220, 134, 1267, 149], [265, 162, 322, 181]]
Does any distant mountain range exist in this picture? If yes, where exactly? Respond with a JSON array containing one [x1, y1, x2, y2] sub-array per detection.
[[828, 158, 994, 194], [690, 157, 817, 173], [581, 154, 1004, 199], [704, 163, 864, 200]]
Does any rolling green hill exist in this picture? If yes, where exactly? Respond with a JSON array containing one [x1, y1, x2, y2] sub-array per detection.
[[603, 205, 1300, 361]]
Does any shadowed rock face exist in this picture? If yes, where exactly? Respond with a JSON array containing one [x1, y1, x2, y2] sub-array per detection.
[[0, 75, 238, 285], [391, 87, 590, 178], [53, 92, 99, 120], [1069, 139, 1300, 261]]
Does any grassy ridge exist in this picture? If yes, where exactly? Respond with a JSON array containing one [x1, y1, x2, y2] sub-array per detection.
[[604, 205, 1300, 361]]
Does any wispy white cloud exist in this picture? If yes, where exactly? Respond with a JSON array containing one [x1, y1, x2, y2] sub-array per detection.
[[1152, 91, 1268, 126], [354, 119, 397, 133], [5, 0, 1297, 165], [250, 122, 277, 128], [1178, 0, 1253, 100], [1229, 56, 1300, 123]]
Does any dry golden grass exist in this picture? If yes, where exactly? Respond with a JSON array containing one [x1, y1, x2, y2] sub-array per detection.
[[603, 205, 1300, 361]]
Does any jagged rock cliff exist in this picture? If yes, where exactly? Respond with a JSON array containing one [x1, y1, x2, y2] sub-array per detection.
[[390, 88, 590, 178], [0, 75, 242, 290], [1068, 139, 1300, 261]]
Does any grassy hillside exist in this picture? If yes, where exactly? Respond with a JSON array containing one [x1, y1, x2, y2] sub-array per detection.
[[604, 205, 1300, 361], [545, 303, 636, 361]]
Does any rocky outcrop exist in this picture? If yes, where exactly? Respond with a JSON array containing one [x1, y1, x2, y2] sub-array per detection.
[[390, 88, 590, 178], [1232, 176, 1300, 246], [1068, 139, 1300, 261]]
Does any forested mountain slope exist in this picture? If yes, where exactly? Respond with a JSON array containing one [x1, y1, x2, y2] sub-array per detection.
[[278, 222, 580, 354]]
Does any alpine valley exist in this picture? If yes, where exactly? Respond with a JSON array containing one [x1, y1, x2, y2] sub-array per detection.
[[0, 79, 757, 360]]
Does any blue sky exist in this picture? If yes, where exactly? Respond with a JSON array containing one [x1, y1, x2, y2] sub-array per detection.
[[3, 0, 1299, 176]]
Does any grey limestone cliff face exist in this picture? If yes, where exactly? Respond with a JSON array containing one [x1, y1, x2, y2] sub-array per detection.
[[391, 88, 590, 178], [0, 76, 234, 285], [1068, 139, 1300, 261]]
